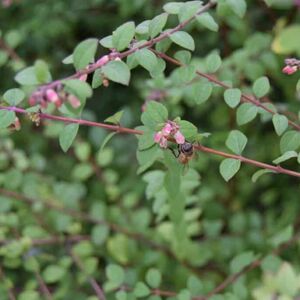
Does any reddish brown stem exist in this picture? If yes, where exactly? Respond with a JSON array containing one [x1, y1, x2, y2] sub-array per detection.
[[70, 251, 106, 300], [35, 271, 53, 300], [1, 105, 300, 178], [35, 1, 216, 92], [152, 50, 300, 132]]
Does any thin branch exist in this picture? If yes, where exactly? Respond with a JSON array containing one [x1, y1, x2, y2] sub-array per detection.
[[196, 233, 300, 300], [0, 188, 206, 278], [195, 144, 300, 179], [0, 235, 90, 247], [34, 1, 216, 93], [1, 105, 300, 178], [0, 37, 22, 62], [152, 50, 300, 132], [35, 271, 53, 300], [70, 251, 106, 300], [0, 265, 16, 300]]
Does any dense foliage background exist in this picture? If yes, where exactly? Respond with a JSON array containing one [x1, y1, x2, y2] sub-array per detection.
[[0, 0, 300, 299]]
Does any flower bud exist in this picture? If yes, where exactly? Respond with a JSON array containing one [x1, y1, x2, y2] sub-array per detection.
[[282, 65, 298, 75], [68, 95, 81, 108], [174, 131, 185, 144], [96, 55, 109, 66]]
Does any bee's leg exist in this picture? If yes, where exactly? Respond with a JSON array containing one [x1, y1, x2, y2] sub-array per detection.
[[168, 146, 179, 158]]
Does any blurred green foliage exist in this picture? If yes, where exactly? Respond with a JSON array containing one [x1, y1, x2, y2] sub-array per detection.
[[0, 0, 300, 299]]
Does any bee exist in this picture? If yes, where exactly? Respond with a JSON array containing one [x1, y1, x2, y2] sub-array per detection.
[[169, 142, 195, 169]]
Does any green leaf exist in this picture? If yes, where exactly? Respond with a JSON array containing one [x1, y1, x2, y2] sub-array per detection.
[[178, 120, 198, 140], [145, 268, 162, 288], [3, 88, 25, 106], [276, 263, 299, 297], [112, 21, 135, 51], [273, 151, 298, 164], [178, 1, 203, 22], [236, 103, 258, 125], [196, 13, 219, 32], [34, 60, 52, 83], [280, 130, 300, 153], [192, 82, 213, 104], [163, 2, 184, 14], [269, 225, 293, 248], [62, 54, 73, 64], [15, 66, 39, 85], [224, 88, 241, 108], [272, 25, 300, 55], [174, 50, 191, 65], [102, 60, 131, 86], [137, 129, 156, 151], [100, 132, 118, 152], [135, 48, 158, 72], [141, 101, 168, 130], [251, 169, 275, 182], [297, 79, 300, 92], [59, 124, 79, 152], [170, 31, 195, 51], [226, 0, 247, 18], [149, 13, 168, 38], [252, 76, 270, 98], [226, 130, 247, 155], [261, 255, 281, 272], [92, 69, 103, 88], [64, 79, 93, 100], [43, 265, 65, 283], [0, 110, 16, 129], [177, 289, 191, 300], [116, 291, 127, 300], [136, 20, 150, 35], [104, 110, 124, 125], [230, 251, 255, 273], [205, 53, 222, 73], [106, 264, 125, 287], [73, 38, 98, 70], [219, 159, 241, 182], [272, 114, 288, 136], [137, 146, 162, 174], [133, 282, 151, 298], [99, 35, 113, 49]]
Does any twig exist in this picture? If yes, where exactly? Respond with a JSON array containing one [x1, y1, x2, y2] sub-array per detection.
[[0, 37, 22, 62], [0, 264, 16, 300], [70, 251, 106, 300], [1, 105, 300, 178], [151, 50, 300, 132], [35, 271, 53, 300], [34, 1, 216, 93]]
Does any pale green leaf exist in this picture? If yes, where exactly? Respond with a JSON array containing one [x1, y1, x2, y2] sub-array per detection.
[[272, 114, 289, 136], [112, 21, 135, 51], [224, 88, 241, 108], [219, 158, 241, 182], [226, 130, 247, 155], [102, 60, 131, 86], [170, 31, 195, 51], [73, 38, 98, 70], [236, 103, 258, 125], [59, 124, 79, 152]]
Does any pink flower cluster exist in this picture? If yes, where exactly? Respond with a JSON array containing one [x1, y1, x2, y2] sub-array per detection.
[[282, 58, 300, 75], [29, 88, 81, 109], [154, 121, 185, 148]]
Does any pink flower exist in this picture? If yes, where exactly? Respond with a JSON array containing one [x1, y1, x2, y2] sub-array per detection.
[[159, 136, 168, 148], [162, 123, 172, 135], [154, 131, 163, 143], [174, 131, 185, 144], [46, 89, 62, 107], [282, 65, 298, 75]]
